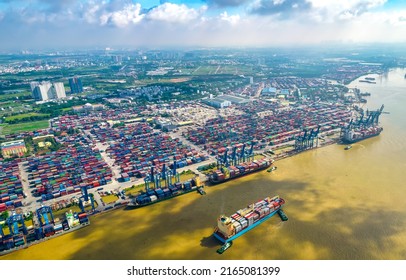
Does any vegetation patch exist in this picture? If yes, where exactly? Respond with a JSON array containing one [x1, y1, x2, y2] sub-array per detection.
[[0, 120, 49, 135]]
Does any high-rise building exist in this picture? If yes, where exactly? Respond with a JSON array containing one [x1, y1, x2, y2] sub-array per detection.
[[112, 55, 122, 64], [69, 77, 83, 94], [30, 81, 39, 91], [31, 81, 66, 101], [52, 82, 66, 99], [32, 81, 52, 101]]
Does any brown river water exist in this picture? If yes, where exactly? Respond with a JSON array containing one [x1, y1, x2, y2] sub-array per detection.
[[2, 68, 406, 260]]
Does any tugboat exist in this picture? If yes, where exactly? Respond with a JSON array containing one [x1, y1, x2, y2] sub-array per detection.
[[197, 186, 206, 195], [267, 166, 277, 173], [216, 241, 233, 254], [277, 209, 288, 221]]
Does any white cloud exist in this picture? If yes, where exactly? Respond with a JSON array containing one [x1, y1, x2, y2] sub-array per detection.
[[273, 0, 286, 5], [219, 11, 241, 25], [83, 3, 102, 24], [308, 0, 388, 22], [146, 3, 204, 23], [100, 3, 144, 27], [1, 0, 406, 49]]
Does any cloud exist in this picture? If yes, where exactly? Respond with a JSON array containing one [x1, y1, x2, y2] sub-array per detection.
[[146, 3, 204, 23], [308, 0, 388, 22], [205, 0, 251, 7], [99, 3, 144, 27], [219, 11, 241, 25], [249, 0, 312, 16], [0, 0, 405, 50]]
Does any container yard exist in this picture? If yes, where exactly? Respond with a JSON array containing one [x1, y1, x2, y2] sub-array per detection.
[[25, 145, 113, 201], [182, 101, 351, 155], [89, 122, 208, 179], [0, 161, 25, 210]]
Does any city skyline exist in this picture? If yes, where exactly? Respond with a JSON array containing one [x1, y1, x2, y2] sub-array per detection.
[[0, 0, 405, 50]]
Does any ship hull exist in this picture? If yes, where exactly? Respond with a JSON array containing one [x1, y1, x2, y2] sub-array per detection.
[[125, 186, 199, 209], [213, 207, 281, 244], [342, 130, 382, 144], [208, 162, 271, 185]]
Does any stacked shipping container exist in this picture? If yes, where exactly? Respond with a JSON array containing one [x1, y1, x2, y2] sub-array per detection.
[[0, 161, 24, 211], [26, 146, 112, 201], [183, 102, 352, 154]]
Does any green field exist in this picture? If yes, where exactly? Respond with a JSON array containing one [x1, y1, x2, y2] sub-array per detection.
[[5, 112, 49, 122], [0, 92, 32, 102], [0, 120, 49, 135]]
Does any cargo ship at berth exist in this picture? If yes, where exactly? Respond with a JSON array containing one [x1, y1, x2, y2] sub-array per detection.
[[126, 177, 203, 209], [342, 126, 383, 144], [213, 195, 285, 244], [341, 105, 384, 144], [207, 158, 273, 185]]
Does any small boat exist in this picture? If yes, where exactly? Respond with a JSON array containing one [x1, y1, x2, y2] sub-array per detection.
[[344, 145, 352, 150], [217, 241, 232, 254], [197, 186, 206, 195], [277, 209, 288, 221], [267, 166, 277, 173]]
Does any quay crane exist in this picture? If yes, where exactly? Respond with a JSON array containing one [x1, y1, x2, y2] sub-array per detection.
[[295, 125, 320, 151], [6, 213, 28, 247], [239, 143, 246, 163], [245, 141, 256, 161], [6, 212, 27, 236], [145, 161, 180, 192], [79, 186, 95, 213], [36, 205, 55, 238], [216, 141, 256, 169]]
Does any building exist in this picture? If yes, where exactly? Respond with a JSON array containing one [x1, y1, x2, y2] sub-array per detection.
[[202, 94, 250, 108], [112, 55, 122, 64], [261, 87, 277, 97], [31, 81, 66, 101], [30, 81, 39, 92], [202, 97, 232, 108], [1, 140, 27, 157], [72, 103, 104, 113], [52, 82, 66, 99], [32, 81, 52, 101], [219, 94, 251, 105], [69, 77, 83, 94]]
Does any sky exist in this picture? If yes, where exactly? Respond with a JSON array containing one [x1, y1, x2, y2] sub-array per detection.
[[0, 0, 405, 50]]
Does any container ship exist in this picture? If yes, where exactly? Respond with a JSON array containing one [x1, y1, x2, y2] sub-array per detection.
[[342, 126, 383, 144], [207, 158, 273, 184], [213, 195, 285, 244], [126, 177, 203, 209]]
